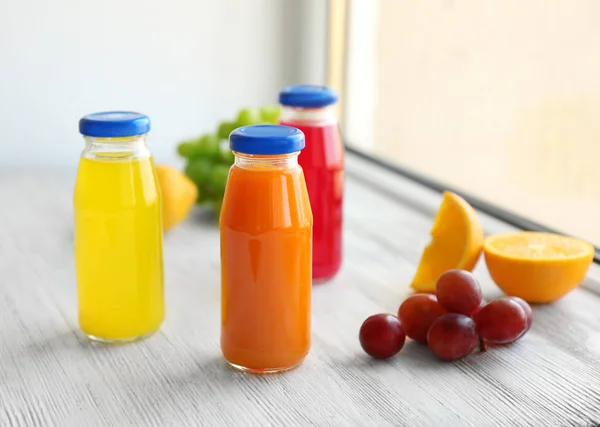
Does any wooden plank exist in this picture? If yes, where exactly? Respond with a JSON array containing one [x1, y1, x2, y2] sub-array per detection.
[[0, 161, 599, 426]]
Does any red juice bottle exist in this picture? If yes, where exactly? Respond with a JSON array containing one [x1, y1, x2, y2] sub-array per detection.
[[278, 85, 344, 282]]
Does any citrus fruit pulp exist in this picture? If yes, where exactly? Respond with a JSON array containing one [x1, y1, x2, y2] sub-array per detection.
[[411, 191, 484, 292], [483, 231, 594, 303]]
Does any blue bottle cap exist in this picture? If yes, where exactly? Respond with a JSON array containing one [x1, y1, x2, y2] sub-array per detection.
[[79, 111, 151, 137], [278, 85, 339, 108], [229, 125, 305, 155]]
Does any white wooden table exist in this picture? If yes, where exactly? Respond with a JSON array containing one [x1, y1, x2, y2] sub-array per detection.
[[2, 155, 600, 427]]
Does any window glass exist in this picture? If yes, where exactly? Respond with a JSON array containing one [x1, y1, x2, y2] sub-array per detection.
[[340, 0, 600, 245]]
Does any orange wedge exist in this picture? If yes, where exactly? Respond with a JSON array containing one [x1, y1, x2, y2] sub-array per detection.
[[484, 232, 594, 303], [411, 191, 484, 292]]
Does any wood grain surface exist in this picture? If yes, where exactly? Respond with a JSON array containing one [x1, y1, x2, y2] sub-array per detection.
[[0, 157, 599, 427]]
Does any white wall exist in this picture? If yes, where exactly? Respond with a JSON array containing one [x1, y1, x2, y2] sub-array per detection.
[[0, 0, 326, 167]]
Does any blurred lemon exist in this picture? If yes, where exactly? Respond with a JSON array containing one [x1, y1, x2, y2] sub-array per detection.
[[156, 164, 198, 231], [484, 231, 594, 303]]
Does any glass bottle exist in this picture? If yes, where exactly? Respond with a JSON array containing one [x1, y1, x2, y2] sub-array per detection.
[[279, 85, 344, 282], [74, 111, 165, 343], [220, 125, 312, 373]]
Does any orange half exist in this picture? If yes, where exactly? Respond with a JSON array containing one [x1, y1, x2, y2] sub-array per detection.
[[484, 231, 594, 303], [411, 191, 484, 292]]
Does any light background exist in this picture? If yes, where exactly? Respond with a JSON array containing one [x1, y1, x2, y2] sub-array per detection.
[[0, 0, 328, 167], [343, 0, 600, 245]]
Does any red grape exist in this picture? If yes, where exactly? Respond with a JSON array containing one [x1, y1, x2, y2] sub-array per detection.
[[473, 297, 487, 316], [507, 296, 533, 334], [398, 294, 447, 343], [473, 298, 528, 344], [427, 314, 479, 361], [435, 269, 482, 315], [359, 314, 406, 359]]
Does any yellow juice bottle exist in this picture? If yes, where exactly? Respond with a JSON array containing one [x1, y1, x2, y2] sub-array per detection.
[[74, 112, 164, 342]]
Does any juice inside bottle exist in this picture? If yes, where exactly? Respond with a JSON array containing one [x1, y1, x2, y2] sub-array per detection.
[[280, 108, 344, 281], [278, 85, 344, 282], [74, 148, 164, 341], [220, 125, 312, 373]]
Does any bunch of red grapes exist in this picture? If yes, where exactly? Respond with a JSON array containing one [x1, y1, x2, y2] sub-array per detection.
[[359, 269, 533, 361]]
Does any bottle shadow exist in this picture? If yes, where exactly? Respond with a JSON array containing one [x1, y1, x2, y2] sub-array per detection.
[[16, 327, 284, 384], [7, 326, 308, 424]]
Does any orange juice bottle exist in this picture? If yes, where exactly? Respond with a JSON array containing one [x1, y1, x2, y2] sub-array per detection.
[[74, 112, 164, 343], [220, 125, 313, 373]]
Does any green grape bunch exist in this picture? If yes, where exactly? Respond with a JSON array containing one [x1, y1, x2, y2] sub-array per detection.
[[176, 105, 281, 220]]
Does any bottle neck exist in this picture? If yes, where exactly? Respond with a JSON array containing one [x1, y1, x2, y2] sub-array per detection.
[[280, 105, 337, 125], [81, 134, 150, 160], [234, 152, 299, 170]]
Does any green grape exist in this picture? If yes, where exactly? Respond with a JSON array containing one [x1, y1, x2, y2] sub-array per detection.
[[199, 181, 213, 203], [197, 184, 214, 204], [210, 164, 231, 196], [177, 134, 220, 160], [195, 134, 220, 159], [195, 190, 209, 204], [237, 107, 261, 127], [260, 105, 281, 124], [217, 140, 235, 164], [176, 141, 199, 159], [220, 149, 235, 165], [217, 121, 238, 140], [212, 198, 223, 221], [184, 158, 212, 187], [178, 138, 212, 160]]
